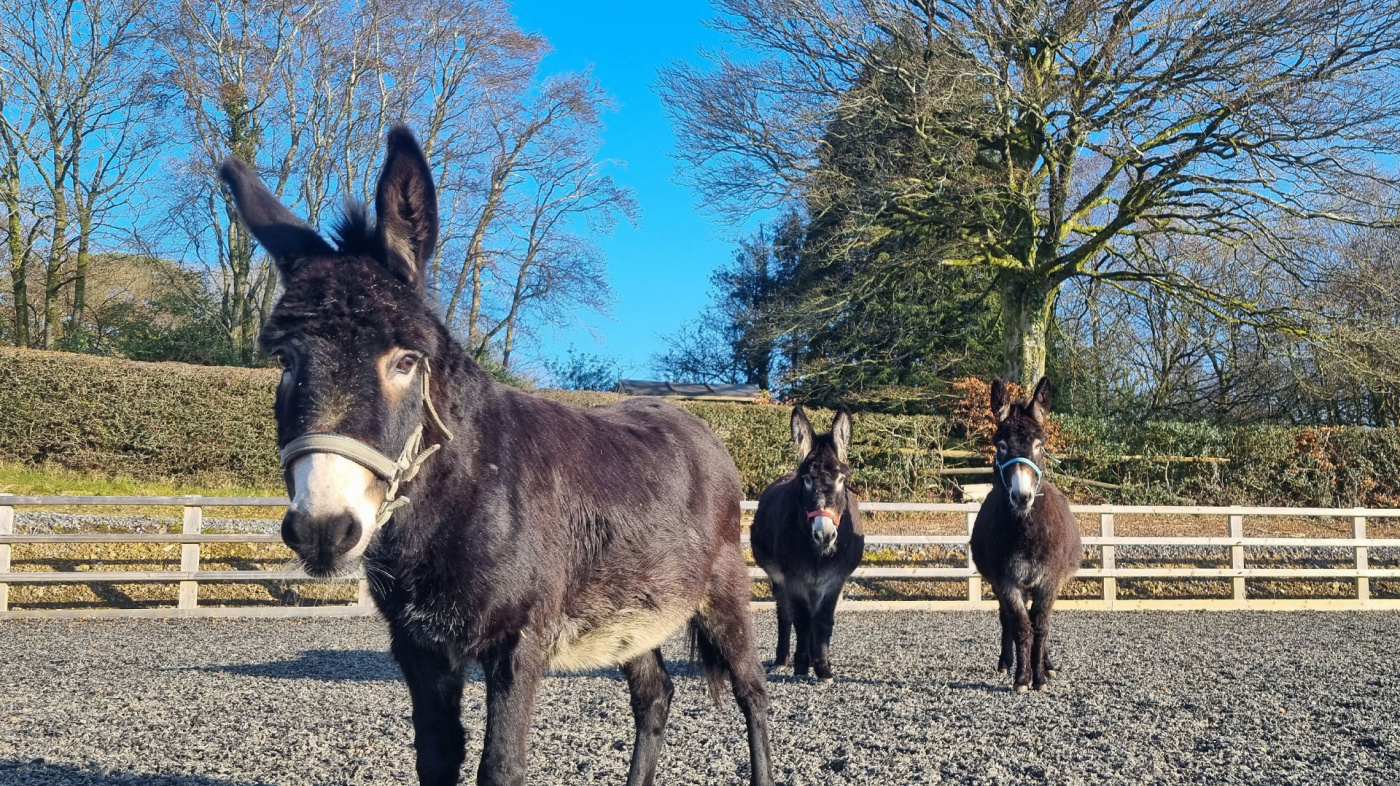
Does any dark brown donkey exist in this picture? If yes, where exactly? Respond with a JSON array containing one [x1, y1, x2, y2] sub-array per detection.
[[970, 378, 1081, 692], [220, 126, 773, 786], [751, 406, 864, 683]]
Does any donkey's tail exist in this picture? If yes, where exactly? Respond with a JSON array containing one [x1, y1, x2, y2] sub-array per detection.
[[688, 620, 732, 708]]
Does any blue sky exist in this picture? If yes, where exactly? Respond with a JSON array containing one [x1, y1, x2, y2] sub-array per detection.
[[510, 0, 737, 379]]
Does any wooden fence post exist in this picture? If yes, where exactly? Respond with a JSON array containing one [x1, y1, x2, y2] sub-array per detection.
[[1100, 512, 1116, 610], [0, 495, 12, 613], [966, 511, 980, 604], [179, 499, 202, 610], [1229, 513, 1245, 607], [1354, 515, 1370, 605]]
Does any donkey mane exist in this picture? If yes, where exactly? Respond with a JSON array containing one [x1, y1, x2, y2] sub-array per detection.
[[330, 202, 378, 257]]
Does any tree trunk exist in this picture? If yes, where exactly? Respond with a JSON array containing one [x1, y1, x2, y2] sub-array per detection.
[[43, 166, 67, 349], [4, 165, 27, 347], [501, 312, 516, 369], [999, 276, 1054, 390]]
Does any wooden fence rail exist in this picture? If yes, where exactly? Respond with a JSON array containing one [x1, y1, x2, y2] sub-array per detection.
[[0, 495, 1397, 617]]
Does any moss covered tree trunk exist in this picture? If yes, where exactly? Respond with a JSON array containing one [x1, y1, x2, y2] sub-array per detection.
[[999, 276, 1053, 391], [4, 163, 27, 347]]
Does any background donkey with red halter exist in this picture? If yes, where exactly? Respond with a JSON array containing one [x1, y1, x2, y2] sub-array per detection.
[[751, 406, 864, 683], [220, 126, 774, 786], [971, 378, 1081, 692]]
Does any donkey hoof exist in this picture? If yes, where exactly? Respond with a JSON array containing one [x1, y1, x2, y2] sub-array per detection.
[[1046, 669, 1059, 678], [1034, 682, 1049, 691], [997, 666, 1011, 674], [1015, 684, 1030, 693]]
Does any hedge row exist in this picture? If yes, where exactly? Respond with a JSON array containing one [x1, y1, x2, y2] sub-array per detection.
[[4, 348, 1400, 506]]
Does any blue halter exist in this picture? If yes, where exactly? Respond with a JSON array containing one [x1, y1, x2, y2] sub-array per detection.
[[994, 456, 1044, 497]]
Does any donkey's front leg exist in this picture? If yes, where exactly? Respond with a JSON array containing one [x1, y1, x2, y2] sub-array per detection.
[[772, 581, 793, 668], [789, 599, 814, 677], [809, 589, 839, 683], [477, 635, 545, 786], [1029, 588, 1057, 690], [996, 596, 1015, 674], [997, 584, 1033, 692], [391, 633, 467, 786]]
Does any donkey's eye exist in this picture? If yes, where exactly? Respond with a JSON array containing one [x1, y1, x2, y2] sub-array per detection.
[[996, 442, 1007, 455], [803, 477, 813, 490], [394, 354, 420, 375]]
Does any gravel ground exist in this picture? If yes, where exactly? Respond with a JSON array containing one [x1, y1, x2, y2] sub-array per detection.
[[0, 611, 1396, 785], [13, 513, 279, 535]]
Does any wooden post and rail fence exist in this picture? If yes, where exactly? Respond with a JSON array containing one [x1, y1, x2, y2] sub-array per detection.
[[0, 495, 1397, 618]]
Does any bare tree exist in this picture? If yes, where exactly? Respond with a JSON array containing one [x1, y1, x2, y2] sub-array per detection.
[[661, 0, 1400, 389], [473, 103, 636, 366], [0, 0, 163, 348], [156, 0, 329, 362], [157, 0, 557, 363], [0, 83, 37, 346], [442, 72, 610, 347]]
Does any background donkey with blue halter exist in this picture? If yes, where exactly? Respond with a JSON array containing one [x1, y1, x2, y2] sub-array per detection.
[[971, 377, 1081, 692], [221, 126, 774, 786]]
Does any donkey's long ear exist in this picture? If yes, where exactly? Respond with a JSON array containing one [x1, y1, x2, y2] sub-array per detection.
[[831, 406, 852, 463], [990, 379, 1012, 422], [219, 157, 334, 278], [791, 406, 814, 461], [1030, 377, 1052, 424], [373, 125, 438, 288]]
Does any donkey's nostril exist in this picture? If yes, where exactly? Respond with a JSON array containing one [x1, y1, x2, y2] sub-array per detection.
[[281, 511, 302, 548], [323, 513, 362, 560]]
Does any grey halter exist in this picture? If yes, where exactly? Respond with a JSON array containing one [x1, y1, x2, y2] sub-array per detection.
[[279, 357, 455, 526]]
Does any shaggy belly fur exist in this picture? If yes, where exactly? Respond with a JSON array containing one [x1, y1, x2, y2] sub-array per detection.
[[544, 603, 697, 672]]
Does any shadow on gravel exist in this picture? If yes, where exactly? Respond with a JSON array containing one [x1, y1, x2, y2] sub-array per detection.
[[0, 759, 274, 786], [194, 649, 641, 684], [196, 648, 400, 682], [942, 680, 1010, 692]]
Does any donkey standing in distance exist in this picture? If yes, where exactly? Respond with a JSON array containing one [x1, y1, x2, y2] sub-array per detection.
[[751, 406, 864, 683], [970, 378, 1081, 692], [220, 126, 774, 786]]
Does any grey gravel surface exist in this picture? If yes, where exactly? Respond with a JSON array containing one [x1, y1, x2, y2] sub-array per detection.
[[13, 512, 279, 535], [1, 612, 1397, 785]]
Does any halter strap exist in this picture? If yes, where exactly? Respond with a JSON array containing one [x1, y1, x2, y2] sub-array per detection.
[[806, 508, 840, 521], [994, 456, 1044, 495], [279, 356, 453, 526]]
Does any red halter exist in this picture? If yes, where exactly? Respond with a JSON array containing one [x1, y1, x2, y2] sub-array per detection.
[[807, 508, 840, 522]]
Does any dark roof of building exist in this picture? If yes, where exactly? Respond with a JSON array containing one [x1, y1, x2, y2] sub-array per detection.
[[615, 379, 764, 401]]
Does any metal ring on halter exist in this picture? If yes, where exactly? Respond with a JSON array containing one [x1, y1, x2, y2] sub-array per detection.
[[279, 356, 454, 526], [994, 456, 1044, 497]]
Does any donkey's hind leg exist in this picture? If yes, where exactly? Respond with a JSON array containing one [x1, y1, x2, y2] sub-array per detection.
[[772, 580, 793, 668], [693, 550, 775, 786], [621, 648, 674, 786]]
